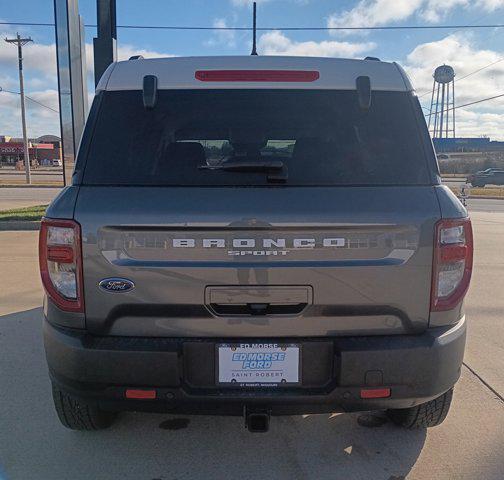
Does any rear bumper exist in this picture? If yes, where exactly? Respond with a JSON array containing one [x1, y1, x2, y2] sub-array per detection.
[[44, 316, 466, 415]]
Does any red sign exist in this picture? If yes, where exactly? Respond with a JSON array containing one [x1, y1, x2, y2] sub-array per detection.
[[0, 143, 24, 154], [33, 143, 54, 149]]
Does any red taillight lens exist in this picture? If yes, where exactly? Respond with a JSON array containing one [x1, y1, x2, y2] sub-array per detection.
[[39, 218, 84, 313], [431, 218, 473, 312], [195, 70, 320, 82], [47, 245, 74, 263]]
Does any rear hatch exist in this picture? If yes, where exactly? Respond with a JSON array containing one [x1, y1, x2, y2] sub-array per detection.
[[75, 88, 440, 337]]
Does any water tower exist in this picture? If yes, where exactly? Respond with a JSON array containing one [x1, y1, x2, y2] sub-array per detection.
[[428, 65, 456, 138]]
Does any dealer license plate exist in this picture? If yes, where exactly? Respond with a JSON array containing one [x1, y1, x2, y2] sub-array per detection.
[[217, 343, 300, 386]]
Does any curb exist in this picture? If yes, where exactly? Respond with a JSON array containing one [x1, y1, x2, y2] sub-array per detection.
[[468, 195, 504, 200], [0, 221, 41, 231]]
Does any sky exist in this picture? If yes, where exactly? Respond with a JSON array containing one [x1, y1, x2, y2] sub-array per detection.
[[1, 0, 504, 139]]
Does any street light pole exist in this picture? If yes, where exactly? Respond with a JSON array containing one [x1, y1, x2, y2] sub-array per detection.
[[5, 33, 33, 184]]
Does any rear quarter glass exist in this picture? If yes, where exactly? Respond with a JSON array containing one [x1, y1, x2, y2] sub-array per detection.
[[81, 89, 434, 187]]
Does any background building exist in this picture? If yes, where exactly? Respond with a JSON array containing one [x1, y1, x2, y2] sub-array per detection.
[[0, 135, 62, 167], [433, 137, 504, 153]]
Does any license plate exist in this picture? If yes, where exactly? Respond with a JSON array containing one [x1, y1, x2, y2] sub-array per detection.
[[217, 343, 300, 387]]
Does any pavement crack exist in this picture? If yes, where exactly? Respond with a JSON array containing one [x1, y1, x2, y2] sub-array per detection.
[[462, 362, 504, 404]]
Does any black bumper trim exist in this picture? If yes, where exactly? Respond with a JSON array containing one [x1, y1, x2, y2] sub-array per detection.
[[43, 317, 466, 414]]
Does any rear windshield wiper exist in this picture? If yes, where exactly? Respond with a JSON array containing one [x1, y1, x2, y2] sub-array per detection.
[[199, 160, 284, 172]]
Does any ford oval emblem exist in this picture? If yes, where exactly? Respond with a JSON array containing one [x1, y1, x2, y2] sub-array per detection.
[[99, 278, 135, 293]]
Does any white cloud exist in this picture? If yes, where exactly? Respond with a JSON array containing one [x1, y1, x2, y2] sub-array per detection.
[[116, 44, 176, 61], [0, 88, 60, 137], [0, 25, 59, 137], [328, 0, 504, 32], [258, 30, 376, 57], [327, 0, 423, 31], [205, 18, 237, 48], [0, 35, 57, 78], [404, 34, 504, 138], [84, 42, 176, 79], [420, 0, 468, 23], [1, 37, 176, 138], [476, 0, 504, 10], [455, 109, 504, 138]]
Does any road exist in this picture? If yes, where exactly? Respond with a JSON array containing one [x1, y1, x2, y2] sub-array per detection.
[[0, 210, 503, 480], [467, 198, 504, 212], [442, 176, 466, 189], [0, 169, 64, 186], [0, 187, 61, 211]]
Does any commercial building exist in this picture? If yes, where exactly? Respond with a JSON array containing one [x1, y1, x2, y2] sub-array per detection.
[[433, 137, 504, 153], [0, 135, 62, 167]]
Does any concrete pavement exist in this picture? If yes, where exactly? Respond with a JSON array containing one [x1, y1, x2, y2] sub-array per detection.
[[0, 213, 503, 480], [464, 212, 504, 397]]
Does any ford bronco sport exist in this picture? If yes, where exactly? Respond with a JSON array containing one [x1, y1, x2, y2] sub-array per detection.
[[40, 56, 472, 432]]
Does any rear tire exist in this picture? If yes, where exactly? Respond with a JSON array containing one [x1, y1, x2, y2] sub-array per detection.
[[51, 384, 117, 431], [386, 388, 453, 429]]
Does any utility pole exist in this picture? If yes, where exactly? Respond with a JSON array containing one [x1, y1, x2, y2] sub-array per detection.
[[5, 33, 33, 184]]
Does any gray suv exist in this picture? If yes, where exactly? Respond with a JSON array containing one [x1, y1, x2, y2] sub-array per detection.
[[467, 169, 504, 187], [40, 56, 472, 433]]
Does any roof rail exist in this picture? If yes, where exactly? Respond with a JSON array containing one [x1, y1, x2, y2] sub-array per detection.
[[129, 55, 144, 60], [364, 56, 381, 61]]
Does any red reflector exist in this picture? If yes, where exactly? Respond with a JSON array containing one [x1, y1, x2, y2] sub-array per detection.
[[440, 244, 467, 262], [195, 70, 320, 82], [360, 388, 391, 399], [47, 245, 74, 263], [125, 389, 157, 400]]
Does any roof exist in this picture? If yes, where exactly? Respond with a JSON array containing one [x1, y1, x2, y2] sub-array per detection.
[[37, 134, 61, 143], [97, 56, 413, 92]]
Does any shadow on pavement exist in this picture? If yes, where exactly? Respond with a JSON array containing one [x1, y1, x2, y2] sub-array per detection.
[[0, 308, 427, 480]]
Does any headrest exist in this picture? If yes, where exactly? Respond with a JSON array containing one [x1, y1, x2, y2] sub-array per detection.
[[165, 142, 205, 163]]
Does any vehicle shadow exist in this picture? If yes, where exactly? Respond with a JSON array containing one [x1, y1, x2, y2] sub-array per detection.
[[1, 308, 427, 480]]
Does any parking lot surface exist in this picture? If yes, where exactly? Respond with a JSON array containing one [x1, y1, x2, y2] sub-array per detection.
[[0, 210, 503, 480]]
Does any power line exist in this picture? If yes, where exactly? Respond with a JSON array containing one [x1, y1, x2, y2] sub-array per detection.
[[418, 57, 504, 99], [2, 20, 504, 31], [454, 93, 504, 109], [110, 23, 504, 31], [457, 57, 504, 82], [0, 87, 59, 113], [0, 22, 54, 27], [425, 92, 504, 117]]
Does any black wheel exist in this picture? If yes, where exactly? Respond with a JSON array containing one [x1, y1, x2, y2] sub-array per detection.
[[386, 388, 453, 429], [51, 384, 117, 431]]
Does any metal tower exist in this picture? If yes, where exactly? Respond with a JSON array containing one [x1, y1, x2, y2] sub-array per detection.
[[428, 65, 456, 138]]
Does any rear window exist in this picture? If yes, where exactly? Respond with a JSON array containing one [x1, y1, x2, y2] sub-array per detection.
[[82, 89, 431, 186]]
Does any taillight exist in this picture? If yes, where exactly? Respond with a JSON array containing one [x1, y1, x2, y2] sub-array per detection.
[[194, 70, 320, 82], [39, 218, 84, 313], [431, 218, 473, 312]]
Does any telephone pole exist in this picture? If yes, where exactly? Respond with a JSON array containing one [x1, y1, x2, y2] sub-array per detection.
[[5, 33, 33, 184]]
